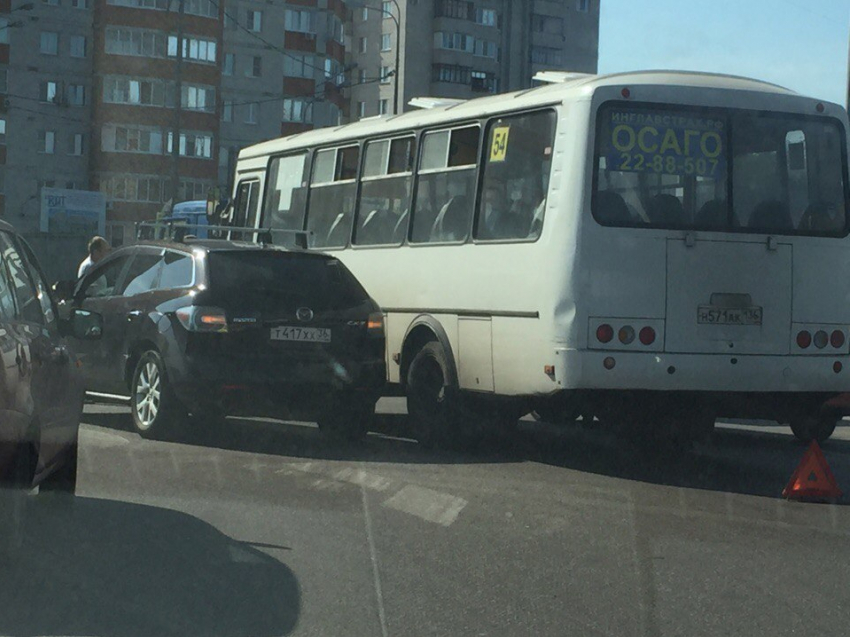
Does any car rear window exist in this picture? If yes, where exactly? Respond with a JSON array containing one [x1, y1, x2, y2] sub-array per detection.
[[207, 251, 370, 311]]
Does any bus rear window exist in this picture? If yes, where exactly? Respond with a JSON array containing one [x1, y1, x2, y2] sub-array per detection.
[[592, 103, 848, 236]]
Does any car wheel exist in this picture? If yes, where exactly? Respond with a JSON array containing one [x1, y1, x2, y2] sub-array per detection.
[[131, 351, 184, 440], [39, 444, 78, 494], [790, 415, 837, 443], [317, 397, 374, 442]]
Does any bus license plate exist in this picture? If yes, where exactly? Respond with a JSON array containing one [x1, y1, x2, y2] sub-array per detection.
[[270, 326, 331, 343], [697, 306, 763, 326]]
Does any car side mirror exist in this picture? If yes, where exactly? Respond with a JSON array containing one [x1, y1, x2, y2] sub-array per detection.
[[62, 308, 103, 340], [52, 280, 76, 303]]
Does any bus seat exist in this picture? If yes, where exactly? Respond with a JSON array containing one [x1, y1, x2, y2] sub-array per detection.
[[748, 200, 792, 231], [392, 209, 410, 243], [648, 194, 685, 226], [359, 209, 396, 244], [592, 191, 632, 224], [798, 202, 841, 232], [325, 212, 350, 247], [695, 199, 727, 228], [431, 195, 469, 242]]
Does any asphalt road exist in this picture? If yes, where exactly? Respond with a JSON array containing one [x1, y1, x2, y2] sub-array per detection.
[[4, 401, 850, 637]]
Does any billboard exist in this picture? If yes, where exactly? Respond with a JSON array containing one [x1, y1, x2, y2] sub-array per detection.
[[40, 188, 106, 235]]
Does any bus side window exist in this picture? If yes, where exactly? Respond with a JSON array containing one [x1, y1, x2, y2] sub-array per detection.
[[354, 136, 415, 247], [306, 145, 360, 249], [475, 110, 557, 241], [411, 126, 479, 244], [264, 152, 309, 246], [231, 179, 260, 240]]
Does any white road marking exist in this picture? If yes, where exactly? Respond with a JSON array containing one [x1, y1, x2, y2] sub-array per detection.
[[333, 468, 393, 492], [381, 485, 467, 527], [361, 486, 389, 637]]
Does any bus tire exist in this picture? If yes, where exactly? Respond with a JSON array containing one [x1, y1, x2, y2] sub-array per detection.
[[406, 342, 473, 449], [790, 415, 837, 443]]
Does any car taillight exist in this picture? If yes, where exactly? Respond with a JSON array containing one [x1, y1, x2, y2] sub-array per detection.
[[175, 306, 228, 333], [618, 325, 635, 344], [796, 330, 812, 349], [367, 312, 384, 337], [596, 324, 613, 343], [639, 326, 656, 345], [831, 330, 845, 349], [814, 330, 829, 349]]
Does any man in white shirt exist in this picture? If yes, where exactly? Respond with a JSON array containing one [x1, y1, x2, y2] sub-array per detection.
[[77, 236, 110, 279]]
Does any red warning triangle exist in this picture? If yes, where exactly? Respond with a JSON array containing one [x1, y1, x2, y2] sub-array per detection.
[[782, 441, 843, 501]]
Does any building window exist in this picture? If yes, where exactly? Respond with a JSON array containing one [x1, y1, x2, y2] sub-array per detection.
[[168, 35, 217, 63], [0, 69, 6, 93], [0, 19, 8, 44], [532, 14, 564, 35], [324, 58, 343, 84], [359, 37, 367, 53], [435, 31, 474, 53], [0, 119, 6, 143], [285, 53, 313, 79], [182, 0, 216, 18], [167, 131, 213, 159], [577, 0, 589, 12], [432, 63, 470, 85], [361, 7, 368, 20], [71, 0, 88, 8], [247, 55, 262, 77], [42, 0, 59, 6], [40, 32, 59, 55], [39, 81, 58, 103], [475, 8, 497, 26], [380, 66, 392, 84], [181, 84, 215, 112], [285, 9, 314, 33], [358, 101, 366, 119], [378, 99, 388, 115], [381, 33, 391, 51], [530, 46, 563, 66], [67, 84, 86, 106], [245, 102, 258, 124], [101, 174, 167, 203], [70, 133, 84, 156], [471, 70, 498, 93], [474, 39, 498, 58], [222, 100, 232, 122], [223, 53, 234, 75], [69, 34, 87, 57], [358, 69, 367, 84], [105, 27, 167, 58], [435, 0, 473, 20], [282, 98, 312, 123], [103, 76, 170, 107], [247, 9, 262, 32], [40, 130, 55, 154], [104, 125, 162, 154], [329, 15, 344, 42]]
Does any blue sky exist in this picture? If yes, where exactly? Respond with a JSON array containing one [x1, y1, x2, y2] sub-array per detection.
[[598, 0, 849, 105]]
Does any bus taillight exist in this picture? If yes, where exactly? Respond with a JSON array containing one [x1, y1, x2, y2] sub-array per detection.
[[596, 324, 614, 343], [618, 326, 635, 344], [831, 330, 845, 349], [639, 326, 656, 346], [814, 330, 829, 349], [796, 331, 812, 349]]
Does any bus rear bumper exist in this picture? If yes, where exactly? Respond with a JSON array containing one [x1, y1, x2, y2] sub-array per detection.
[[555, 348, 850, 395]]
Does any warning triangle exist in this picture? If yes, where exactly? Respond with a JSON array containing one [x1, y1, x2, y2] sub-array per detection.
[[782, 441, 843, 501]]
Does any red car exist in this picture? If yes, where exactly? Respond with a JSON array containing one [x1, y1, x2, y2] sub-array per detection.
[[0, 220, 102, 493]]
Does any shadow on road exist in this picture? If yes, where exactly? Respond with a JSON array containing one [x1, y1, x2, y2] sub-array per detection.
[[0, 494, 300, 637]]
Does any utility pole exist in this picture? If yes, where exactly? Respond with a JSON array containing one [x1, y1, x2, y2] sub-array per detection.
[[170, 0, 185, 208]]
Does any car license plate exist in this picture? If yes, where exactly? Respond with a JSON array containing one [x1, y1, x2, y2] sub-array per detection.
[[270, 326, 331, 343], [697, 306, 763, 326]]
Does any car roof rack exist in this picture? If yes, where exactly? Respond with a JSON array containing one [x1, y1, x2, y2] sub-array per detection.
[[135, 220, 311, 249]]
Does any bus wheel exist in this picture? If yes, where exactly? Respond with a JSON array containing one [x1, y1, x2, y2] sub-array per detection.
[[407, 342, 469, 449], [790, 415, 837, 443]]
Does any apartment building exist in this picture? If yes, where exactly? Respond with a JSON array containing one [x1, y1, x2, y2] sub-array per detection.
[[348, 0, 600, 118]]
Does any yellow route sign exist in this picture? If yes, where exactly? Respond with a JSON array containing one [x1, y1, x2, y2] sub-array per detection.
[[490, 126, 510, 162]]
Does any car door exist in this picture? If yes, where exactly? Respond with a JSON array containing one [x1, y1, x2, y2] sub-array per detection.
[[0, 231, 74, 471], [0, 235, 27, 475], [74, 253, 133, 392], [15, 236, 82, 470], [105, 247, 164, 395]]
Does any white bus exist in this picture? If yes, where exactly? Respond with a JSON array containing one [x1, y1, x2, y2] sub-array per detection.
[[231, 70, 850, 445]]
